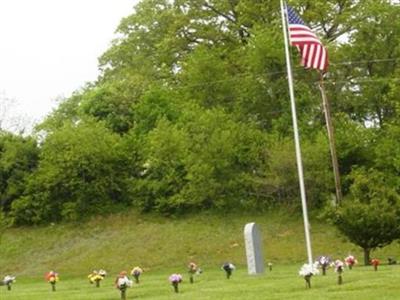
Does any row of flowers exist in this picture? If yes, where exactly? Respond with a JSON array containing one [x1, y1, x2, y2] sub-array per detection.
[[315, 255, 381, 272], [300, 255, 382, 288], [315, 255, 358, 276], [1, 257, 389, 294]]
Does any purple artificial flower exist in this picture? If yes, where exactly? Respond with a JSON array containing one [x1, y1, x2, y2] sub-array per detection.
[[169, 274, 182, 283], [169, 274, 182, 293], [315, 255, 331, 275]]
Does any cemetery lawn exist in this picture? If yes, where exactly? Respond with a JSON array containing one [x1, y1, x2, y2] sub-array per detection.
[[1, 264, 399, 299], [1, 209, 400, 299]]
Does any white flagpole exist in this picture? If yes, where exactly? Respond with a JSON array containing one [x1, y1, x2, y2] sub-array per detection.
[[280, 0, 313, 266]]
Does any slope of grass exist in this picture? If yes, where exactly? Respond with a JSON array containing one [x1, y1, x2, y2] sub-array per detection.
[[0, 209, 399, 278], [1, 265, 399, 300]]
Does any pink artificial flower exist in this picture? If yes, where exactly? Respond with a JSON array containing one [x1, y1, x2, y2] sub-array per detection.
[[345, 255, 357, 266], [334, 260, 344, 273]]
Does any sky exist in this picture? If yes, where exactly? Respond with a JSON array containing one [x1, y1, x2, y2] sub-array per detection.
[[0, 0, 138, 132]]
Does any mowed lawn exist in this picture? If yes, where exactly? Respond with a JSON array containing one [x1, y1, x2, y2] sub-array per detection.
[[1, 264, 399, 300]]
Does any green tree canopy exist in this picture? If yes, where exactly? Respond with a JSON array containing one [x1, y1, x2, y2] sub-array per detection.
[[10, 120, 129, 224], [0, 131, 39, 213], [2, 0, 399, 225], [326, 168, 400, 265]]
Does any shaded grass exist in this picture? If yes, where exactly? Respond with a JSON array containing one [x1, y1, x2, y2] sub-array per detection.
[[1, 264, 399, 299]]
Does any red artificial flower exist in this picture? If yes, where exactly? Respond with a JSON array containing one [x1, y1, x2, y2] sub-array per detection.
[[371, 258, 380, 266]]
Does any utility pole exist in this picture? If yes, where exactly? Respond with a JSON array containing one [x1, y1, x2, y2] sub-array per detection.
[[318, 72, 342, 205]]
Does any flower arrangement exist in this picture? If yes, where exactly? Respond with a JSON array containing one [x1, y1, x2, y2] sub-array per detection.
[[45, 271, 59, 292], [334, 260, 344, 285], [299, 263, 319, 288], [221, 262, 235, 279], [115, 271, 133, 300], [344, 255, 357, 270], [371, 258, 380, 271], [267, 262, 273, 271], [315, 255, 331, 275], [169, 274, 183, 293], [88, 270, 105, 287], [188, 262, 201, 283], [1, 275, 16, 291], [130, 266, 143, 284], [99, 269, 107, 278]]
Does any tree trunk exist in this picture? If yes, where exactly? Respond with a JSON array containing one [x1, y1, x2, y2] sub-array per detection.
[[363, 248, 371, 266]]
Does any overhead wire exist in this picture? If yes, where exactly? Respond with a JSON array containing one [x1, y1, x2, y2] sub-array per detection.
[[330, 57, 400, 66], [159, 57, 400, 118], [167, 57, 400, 91]]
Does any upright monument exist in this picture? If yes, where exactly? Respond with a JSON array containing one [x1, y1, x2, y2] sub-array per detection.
[[244, 222, 264, 274]]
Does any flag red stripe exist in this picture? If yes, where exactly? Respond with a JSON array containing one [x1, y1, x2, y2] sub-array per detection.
[[286, 8, 328, 71]]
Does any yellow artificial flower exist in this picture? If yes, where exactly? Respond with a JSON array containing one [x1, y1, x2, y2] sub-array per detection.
[[49, 276, 59, 282]]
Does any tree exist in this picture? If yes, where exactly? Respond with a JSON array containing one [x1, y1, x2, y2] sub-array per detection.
[[11, 0, 400, 223], [0, 211, 11, 247], [326, 168, 400, 265], [132, 104, 268, 214], [265, 132, 333, 208], [0, 131, 39, 213], [0, 93, 35, 134], [373, 124, 400, 180], [328, 1, 400, 127], [10, 119, 130, 224]]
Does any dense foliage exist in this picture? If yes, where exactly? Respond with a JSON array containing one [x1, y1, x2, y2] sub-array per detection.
[[1, 0, 400, 228], [326, 168, 400, 265]]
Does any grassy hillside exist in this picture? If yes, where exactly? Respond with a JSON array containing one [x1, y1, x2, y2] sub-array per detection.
[[0, 209, 399, 277]]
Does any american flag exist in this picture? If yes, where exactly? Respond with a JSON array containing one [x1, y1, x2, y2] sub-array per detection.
[[286, 5, 328, 71]]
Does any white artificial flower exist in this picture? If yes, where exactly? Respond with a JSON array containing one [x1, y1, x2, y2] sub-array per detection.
[[299, 263, 319, 277], [3, 275, 16, 283], [118, 276, 133, 288]]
